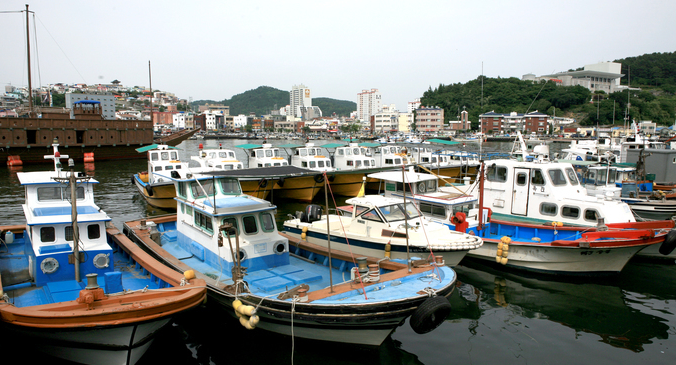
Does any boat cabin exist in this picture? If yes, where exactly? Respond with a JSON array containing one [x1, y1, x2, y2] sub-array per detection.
[[333, 143, 376, 170], [290, 143, 334, 172], [144, 144, 189, 183], [245, 143, 289, 168]]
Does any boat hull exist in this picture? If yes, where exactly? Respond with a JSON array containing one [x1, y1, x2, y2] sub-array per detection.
[[123, 215, 457, 346], [133, 174, 177, 209]]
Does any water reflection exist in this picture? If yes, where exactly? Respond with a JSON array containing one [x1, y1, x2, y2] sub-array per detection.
[[452, 259, 672, 352]]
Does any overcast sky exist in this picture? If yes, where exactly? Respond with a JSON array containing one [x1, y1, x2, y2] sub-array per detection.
[[2, 0, 675, 112]]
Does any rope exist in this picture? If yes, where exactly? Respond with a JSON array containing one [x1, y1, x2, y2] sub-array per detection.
[[323, 171, 369, 299]]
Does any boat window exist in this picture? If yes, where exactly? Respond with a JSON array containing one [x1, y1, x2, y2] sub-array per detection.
[[260, 212, 275, 232], [161, 152, 170, 160], [364, 160, 370, 167], [309, 149, 316, 156], [151, 152, 159, 161], [516, 172, 527, 186], [274, 150, 280, 157], [452, 204, 473, 215], [318, 161, 325, 168], [265, 150, 273, 158], [531, 169, 545, 185], [88, 224, 100, 239], [326, 161, 331, 168], [165, 165, 173, 170], [360, 209, 383, 222], [353, 148, 360, 155], [561, 205, 580, 219], [190, 179, 214, 198], [186, 205, 193, 215], [65, 226, 74, 241], [403, 202, 422, 219], [385, 158, 394, 165], [540, 202, 557, 216], [265, 163, 272, 167], [40, 227, 55, 242], [175, 165, 182, 170], [595, 169, 608, 186], [584, 209, 600, 222], [487, 165, 507, 182], [346, 149, 352, 156], [37, 187, 62, 201], [354, 160, 361, 167], [338, 149, 344, 156], [354, 205, 369, 216], [347, 160, 354, 166], [242, 215, 258, 235], [171, 151, 179, 160], [300, 149, 308, 156], [194, 211, 213, 233], [302, 162, 308, 167], [378, 204, 408, 222], [63, 186, 85, 201], [155, 166, 162, 171], [309, 161, 316, 168], [417, 181, 427, 193], [221, 217, 238, 235], [548, 169, 567, 186], [565, 168, 579, 185], [395, 158, 402, 165], [419, 202, 446, 217], [219, 179, 241, 195], [608, 169, 616, 184]]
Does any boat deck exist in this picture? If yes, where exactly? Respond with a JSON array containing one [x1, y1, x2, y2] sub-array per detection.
[[147, 221, 452, 304], [0, 227, 167, 308]]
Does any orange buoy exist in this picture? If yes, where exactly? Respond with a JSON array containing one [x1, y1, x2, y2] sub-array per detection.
[[84, 152, 95, 163], [7, 155, 22, 166]]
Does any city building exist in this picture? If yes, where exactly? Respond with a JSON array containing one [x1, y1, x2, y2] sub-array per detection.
[[524, 61, 625, 94], [414, 106, 444, 132], [446, 110, 472, 133], [357, 89, 382, 122], [479, 110, 551, 134], [290, 84, 312, 118], [65, 93, 116, 119]]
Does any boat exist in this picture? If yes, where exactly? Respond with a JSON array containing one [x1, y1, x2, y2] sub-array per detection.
[[0, 141, 206, 365], [368, 166, 676, 274], [153, 128, 200, 147], [121, 171, 458, 345], [132, 144, 188, 209], [282, 191, 484, 267]]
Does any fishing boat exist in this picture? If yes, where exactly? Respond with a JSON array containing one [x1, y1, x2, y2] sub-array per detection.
[[122, 171, 458, 345], [132, 144, 187, 209], [282, 193, 483, 267], [367, 164, 676, 271], [0, 141, 206, 365]]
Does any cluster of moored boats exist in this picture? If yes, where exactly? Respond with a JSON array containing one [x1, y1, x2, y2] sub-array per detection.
[[3, 130, 676, 365]]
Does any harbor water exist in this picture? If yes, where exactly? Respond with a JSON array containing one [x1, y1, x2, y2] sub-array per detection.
[[1, 139, 674, 365]]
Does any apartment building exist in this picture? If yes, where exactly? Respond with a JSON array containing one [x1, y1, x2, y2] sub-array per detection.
[[357, 89, 382, 122], [480, 110, 550, 134], [414, 106, 444, 132]]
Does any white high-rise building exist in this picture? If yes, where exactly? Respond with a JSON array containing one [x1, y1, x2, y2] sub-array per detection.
[[290, 84, 312, 117], [357, 89, 381, 122]]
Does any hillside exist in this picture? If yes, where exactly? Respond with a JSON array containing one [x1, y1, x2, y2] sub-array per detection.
[[421, 51, 676, 129], [193, 86, 356, 117]]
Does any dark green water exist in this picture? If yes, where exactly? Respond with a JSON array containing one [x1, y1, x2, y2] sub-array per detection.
[[2, 139, 674, 365]]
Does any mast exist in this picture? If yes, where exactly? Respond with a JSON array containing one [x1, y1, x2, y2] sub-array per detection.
[[25, 4, 34, 116], [149, 61, 153, 128]]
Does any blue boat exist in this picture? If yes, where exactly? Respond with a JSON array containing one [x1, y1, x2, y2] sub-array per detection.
[[0, 141, 206, 365], [122, 170, 457, 345]]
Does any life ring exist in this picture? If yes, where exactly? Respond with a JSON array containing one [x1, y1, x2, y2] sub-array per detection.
[[314, 174, 324, 184], [259, 178, 268, 188], [417, 182, 426, 193], [145, 184, 154, 197], [659, 229, 676, 255], [409, 296, 451, 334]]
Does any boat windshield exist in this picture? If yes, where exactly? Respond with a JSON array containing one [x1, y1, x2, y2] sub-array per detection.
[[378, 202, 421, 222]]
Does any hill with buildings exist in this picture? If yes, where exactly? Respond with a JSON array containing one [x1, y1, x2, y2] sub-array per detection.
[[193, 86, 356, 117], [421, 51, 676, 129]]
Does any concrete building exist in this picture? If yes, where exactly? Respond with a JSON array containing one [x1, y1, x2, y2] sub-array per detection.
[[290, 84, 312, 118], [447, 110, 472, 132], [415, 106, 444, 132], [479, 110, 551, 134], [357, 88, 382, 122], [65, 93, 115, 119], [525, 61, 625, 94]]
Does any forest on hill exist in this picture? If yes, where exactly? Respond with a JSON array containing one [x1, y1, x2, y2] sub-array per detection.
[[421, 51, 676, 129], [193, 86, 356, 117]]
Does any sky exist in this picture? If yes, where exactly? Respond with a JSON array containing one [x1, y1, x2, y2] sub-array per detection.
[[2, 0, 675, 112]]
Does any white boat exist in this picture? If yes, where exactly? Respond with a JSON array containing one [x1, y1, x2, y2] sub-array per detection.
[[283, 194, 483, 267], [190, 143, 244, 170], [0, 141, 206, 365], [365, 166, 674, 274], [132, 144, 189, 209], [123, 171, 459, 345]]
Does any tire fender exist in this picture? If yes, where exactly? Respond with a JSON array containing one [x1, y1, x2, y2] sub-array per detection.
[[145, 184, 154, 197], [314, 174, 324, 184], [659, 229, 676, 256], [409, 296, 451, 334]]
